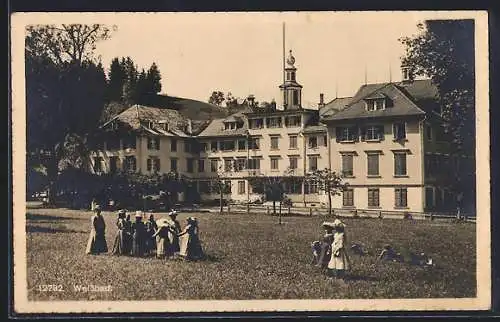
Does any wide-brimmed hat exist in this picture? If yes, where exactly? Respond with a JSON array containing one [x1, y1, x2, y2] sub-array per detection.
[[332, 219, 346, 228], [168, 211, 178, 217], [93, 205, 101, 211], [118, 209, 126, 215], [321, 221, 336, 229], [135, 210, 143, 218]]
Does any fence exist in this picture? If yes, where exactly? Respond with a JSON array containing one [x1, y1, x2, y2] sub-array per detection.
[[218, 203, 476, 223]]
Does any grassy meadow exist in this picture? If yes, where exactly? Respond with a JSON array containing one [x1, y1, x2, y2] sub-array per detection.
[[25, 204, 476, 301]]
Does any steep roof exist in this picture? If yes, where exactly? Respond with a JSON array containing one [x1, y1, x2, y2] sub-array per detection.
[[322, 82, 429, 122], [319, 97, 352, 117], [197, 111, 250, 138]]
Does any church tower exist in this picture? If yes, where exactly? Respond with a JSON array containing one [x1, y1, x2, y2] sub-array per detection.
[[279, 50, 303, 110]]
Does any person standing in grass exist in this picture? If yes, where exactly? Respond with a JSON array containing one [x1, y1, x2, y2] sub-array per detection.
[[315, 222, 335, 272], [327, 219, 351, 279], [131, 211, 146, 257], [86, 205, 108, 255], [167, 210, 181, 254], [123, 213, 133, 255], [111, 210, 127, 255], [152, 221, 171, 259], [178, 217, 204, 261], [145, 213, 158, 256]]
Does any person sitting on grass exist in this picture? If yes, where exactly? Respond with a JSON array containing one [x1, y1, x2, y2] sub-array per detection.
[[315, 222, 335, 272], [86, 205, 108, 255], [327, 219, 351, 280], [111, 209, 128, 256], [178, 217, 205, 261], [310, 241, 322, 265], [377, 244, 402, 262], [131, 211, 146, 257]]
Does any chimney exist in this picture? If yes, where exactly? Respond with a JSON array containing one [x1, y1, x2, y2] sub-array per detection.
[[319, 93, 325, 107]]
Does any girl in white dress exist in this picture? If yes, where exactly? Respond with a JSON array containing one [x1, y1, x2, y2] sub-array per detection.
[[327, 219, 351, 279]]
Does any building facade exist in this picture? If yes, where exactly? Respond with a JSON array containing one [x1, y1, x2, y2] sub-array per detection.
[[92, 51, 457, 213]]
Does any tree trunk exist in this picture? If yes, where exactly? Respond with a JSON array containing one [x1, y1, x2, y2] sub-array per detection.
[[45, 156, 59, 206], [328, 193, 332, 216], [279, 202, 282, 225], [220, 190, 224, 214]]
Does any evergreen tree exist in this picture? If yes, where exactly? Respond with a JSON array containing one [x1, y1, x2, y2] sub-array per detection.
[[107, 57, 126, 102], [146, 62, 162, 94]]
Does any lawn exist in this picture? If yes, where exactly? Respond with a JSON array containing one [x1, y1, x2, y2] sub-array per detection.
[[25, 205, 476, 301]]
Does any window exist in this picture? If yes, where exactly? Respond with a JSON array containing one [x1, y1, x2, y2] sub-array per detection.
[[425, 187, 435, 209], [199, 181, 210, 194], [394, 153, 407, 176], [270, 136, 279, 150], [393, 123, 406, 140], [211, 141, 218, 151], [343, 188, 354, 207], [184, 141, 191, 153], [366, 100, 375, 111], [198, 159, 205, 173], [124, 156, 136, 172], [249, 137, 260, 150], [170, 158, 178, 171], [342, 154, 354, 177], [93, 157, 103, 172], [147, 157, 161, 173], [248, 158, 261, 170], [367, 153, 380, 176], [147, 137, 160, 150], [292, 90, 299, 105], [363, 125, 384, 141], [235, 158, 247, 172], [337, 127, 357, 142], [221, 140, 235, 151], [426, 125, 433, 141], [308, 156, 318, 171], [249, 118, 264, 129], [289, 156, 298, 169], [285, 116, 301, 127], [308, 136, 318, 148], [238, 181, 246, 194], [109, 156, 119, 173], [375, 99, 385, 110], [225, 181, 232, 193], [368, 188, 380, 207], [266, 117, 282, 128], [123, 135, 136, 149], [323, 135, 328, 147], [170, 139, 177, 152], [200, 142, 208, 152], [395, 188, 408, 208], [224, 122, 236, 130], [210, 159, 219, 172], [289, 135, 298, 149], [285, 180, 302, 194], [238, 139, 246, 150], [224, 158, 233, 172], [270, 157, 279, 171], [305, 180, 319, 194], [187, 158, 194, 173]]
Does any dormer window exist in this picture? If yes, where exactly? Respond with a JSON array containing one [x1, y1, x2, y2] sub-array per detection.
[[110, 121, 119, 130], [224, 122, 237, 131], [366, 98, 386, 111], [147, 120, 155, 129], [402, 66, 412, 82], [158, 120, 169, 131]]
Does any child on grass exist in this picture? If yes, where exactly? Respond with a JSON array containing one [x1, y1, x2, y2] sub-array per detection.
[[327, 219, 351, 280]]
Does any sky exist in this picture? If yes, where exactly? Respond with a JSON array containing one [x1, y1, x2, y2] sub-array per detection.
[[91, 12, 446, 108]]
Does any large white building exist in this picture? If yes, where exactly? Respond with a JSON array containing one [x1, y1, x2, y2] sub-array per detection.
[[92, 51, 461, 213]]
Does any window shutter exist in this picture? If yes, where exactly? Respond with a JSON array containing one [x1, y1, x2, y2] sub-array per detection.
[[393, 124, 398, 140], [352, 126, 359, 142], [335, 127, 341, 142]]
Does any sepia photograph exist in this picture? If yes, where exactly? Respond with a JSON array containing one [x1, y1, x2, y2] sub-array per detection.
[[11, 11, 490, 313]]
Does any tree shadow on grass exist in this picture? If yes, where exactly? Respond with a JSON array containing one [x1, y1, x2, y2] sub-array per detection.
[[26, 213, 86, 222], [26, 225, 87, 234]]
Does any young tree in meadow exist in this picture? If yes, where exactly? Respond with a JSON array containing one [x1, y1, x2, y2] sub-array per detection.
[[306, 168, 346, 216], [26, 24, 113, 204], [212, 164, 232, 214], [400, 19, 475, 214]]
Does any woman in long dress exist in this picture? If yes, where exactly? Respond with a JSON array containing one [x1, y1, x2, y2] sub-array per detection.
[[152, 223, 171, 259], [86, 205, 108, 255], [316, 222, 335, 272], [178, 217, 204, 261], [123, 214, 133, 255], [327, 219, 351, 279], [111, 210, 127, 255], [145, 214, 158, 256], [131, 211, 146, 257], [167, 210, 181, 254]]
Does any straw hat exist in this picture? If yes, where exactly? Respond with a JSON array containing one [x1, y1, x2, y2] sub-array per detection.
[[93, 204, 101, 211], [332, 219, 346, 228], [321, 221, 336, 229], [118, 209, 126, 215], [135, 210, 143, 218], [168, 210, 178, 217]]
